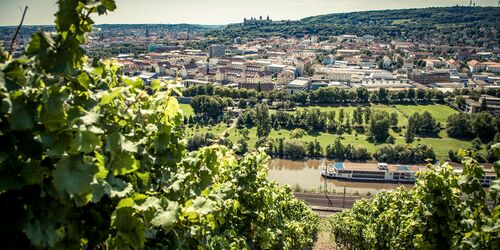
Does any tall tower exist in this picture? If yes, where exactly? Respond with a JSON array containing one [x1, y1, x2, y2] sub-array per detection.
[[470, 0, 472, 6]]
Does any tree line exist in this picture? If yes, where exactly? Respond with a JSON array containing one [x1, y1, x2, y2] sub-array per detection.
[[183, 84, 450, 107]]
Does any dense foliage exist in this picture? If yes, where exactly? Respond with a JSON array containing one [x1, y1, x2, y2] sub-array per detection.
[[368, 111, 392, 143], [190, 95, 232, 121], [0, 1, 319, 249], [329, 148, 500, 249], [325, 138, 371, 161], [447, 112, 499, 140], [407, 111, 440, 137], [373, 144, 436, 164], [184, 84, 449, 106]]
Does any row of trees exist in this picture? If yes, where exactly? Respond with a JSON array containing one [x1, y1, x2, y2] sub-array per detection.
[[263, 137, 435, 163], [373, 144, 437, 164], [238, 105, 400, 143], [309, 86, 445, 105], [190, 95, 232, 121], [183, 84, 448, 106]]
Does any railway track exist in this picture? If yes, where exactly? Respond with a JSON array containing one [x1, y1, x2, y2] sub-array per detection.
[[294, 192, 497, 217], [294, 192, 360, 208]]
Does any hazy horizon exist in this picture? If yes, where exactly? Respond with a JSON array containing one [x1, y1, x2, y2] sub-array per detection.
[[0, 0, 498, 26]]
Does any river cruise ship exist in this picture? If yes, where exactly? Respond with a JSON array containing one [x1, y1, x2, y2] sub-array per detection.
[[321, 162, 496, 186]]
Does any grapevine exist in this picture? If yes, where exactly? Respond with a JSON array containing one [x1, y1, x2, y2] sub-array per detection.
[[329, 148, 500, 249], [0, 1, 318, 249]]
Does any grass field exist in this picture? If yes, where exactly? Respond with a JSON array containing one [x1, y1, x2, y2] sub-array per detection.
[[185, 123, 229, 138], [394, 104, 458, 124], [182, 103, 481, 160]]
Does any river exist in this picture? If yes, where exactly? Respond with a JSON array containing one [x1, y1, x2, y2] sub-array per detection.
[[267, 159, 413, 195]]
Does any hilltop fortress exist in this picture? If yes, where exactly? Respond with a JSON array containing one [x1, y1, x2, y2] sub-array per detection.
[[243, 16, 273, 26]]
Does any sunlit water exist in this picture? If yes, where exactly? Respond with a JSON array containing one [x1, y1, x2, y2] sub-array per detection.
[[267, 159, 413, 195]]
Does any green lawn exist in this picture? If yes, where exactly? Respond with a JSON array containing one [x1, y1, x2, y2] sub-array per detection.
[[395, 104, 458, 124], [185, 104, 480, 160], [185, 123, 229, 137], [225, 127, 480, 160], [278, 104, 409, 127]]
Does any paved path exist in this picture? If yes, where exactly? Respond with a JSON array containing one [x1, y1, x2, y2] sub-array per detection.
[[220, 118, 237, 137]]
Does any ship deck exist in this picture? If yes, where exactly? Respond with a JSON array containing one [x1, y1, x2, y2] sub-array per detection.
[[333, 162, 423, 172]]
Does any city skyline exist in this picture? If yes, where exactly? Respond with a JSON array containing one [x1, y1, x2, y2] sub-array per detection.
[[0, 0, 498, 26]]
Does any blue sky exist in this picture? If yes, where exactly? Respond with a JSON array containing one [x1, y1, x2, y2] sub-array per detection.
[[0, 0, 498, 25]]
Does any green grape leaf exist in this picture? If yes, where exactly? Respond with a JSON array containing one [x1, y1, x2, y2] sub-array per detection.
[[108, 176, 134, 198], [0, 175, 24, 194], [20, 162, 48, 185], [108, 151, 139, 176], [77, 72, 91, 89], [151, 80, 162, 91], [72, 129, 101, 153], [42, 87, 68, 131], [100, 87, 122, 105], [101, 0, 117, 11], [52, 156, 98, 198], [134, 197, 161, 212], [117, 198, 134, 209], [25, 32, 58, 72], [23, 219, 59, 248], [4, 60, 27, 91], [8, 93, 34, 130], [192, 196, 215, 216], [55, 0, 80, 32], [113, 207, 145, 249], [95, 150, 109, 179], [151, 202, 179, 231], [81, 110, 100, 125], [122, 77, 143, 89]]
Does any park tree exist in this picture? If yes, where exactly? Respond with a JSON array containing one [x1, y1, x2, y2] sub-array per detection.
[[338, 109, 345, 123], [405, 121, 416, 143], [356, 87, 369, 102], [407, 88, 416, 101], [378, 88, 388, 103], [480, 97, 488, 112], [290, 128, 306, 139], [354, 107, 364, 125], [390, 112, 399, 127], [408, 111, 440, 137], [368, 111, 392, 143], [283, 140, 306, 159], [255, 103, 271, 138], [277, 138, 284, 157], [446, 113, 473, 138], [191, 95, 227, 120], [471, 112, 497, 141], [364, 107, 372, 124]]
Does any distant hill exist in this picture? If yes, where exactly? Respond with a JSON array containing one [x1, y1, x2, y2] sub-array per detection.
[[94, 23, 223, 33], [206, 6, 500, 47]]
